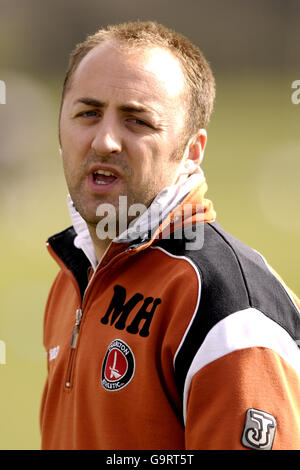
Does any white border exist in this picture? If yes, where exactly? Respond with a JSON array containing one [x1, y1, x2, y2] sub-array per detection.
[[150, 245, 202, 369]]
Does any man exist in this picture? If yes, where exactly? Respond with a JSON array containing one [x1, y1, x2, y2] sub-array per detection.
[[40, 21, 300, 450]]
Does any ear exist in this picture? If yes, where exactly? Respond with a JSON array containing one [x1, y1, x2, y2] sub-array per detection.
[[182, 129, 207, 174], [174, 129, 208, 185]]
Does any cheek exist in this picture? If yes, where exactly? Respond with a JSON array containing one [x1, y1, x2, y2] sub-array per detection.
[[60, 108, 89, 153], [60, 128, 91, 180], [61, 145, 81, 184], [60, 123, 81, 151], [61, 153, 73, 184], [127, 142, 176, 191], [129, 137, 163, 171]]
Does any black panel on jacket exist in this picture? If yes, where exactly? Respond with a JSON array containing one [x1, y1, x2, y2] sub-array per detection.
[[47, 226, 91, 300], [155, 221, 300, 401]]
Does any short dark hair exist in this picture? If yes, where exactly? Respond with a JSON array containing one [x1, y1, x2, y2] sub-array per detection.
[[61, 20, 216, 136]]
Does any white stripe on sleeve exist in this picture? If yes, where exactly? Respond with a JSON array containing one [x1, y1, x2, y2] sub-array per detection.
[[183, 307, 300, 424]]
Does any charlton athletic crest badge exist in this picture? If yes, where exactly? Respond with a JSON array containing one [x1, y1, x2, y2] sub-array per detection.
[[101, 339, 135, 391]]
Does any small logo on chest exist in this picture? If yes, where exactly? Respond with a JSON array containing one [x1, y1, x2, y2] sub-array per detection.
[[49, 345, 60, 362], [101, 339, 135, 391]]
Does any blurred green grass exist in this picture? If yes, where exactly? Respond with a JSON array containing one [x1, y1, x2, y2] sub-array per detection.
[[0, 71, 299, 449], [203, 72, 300, 291]]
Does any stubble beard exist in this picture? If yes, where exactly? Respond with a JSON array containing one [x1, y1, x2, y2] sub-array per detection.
[[67, 134, 189, 236], [69, 176, 160, 236]]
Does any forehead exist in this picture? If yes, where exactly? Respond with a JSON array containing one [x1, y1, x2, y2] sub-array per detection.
[[67, 41, 187, 109]]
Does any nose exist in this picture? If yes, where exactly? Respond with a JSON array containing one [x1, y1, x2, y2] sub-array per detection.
[[91, 115, 122, 157]]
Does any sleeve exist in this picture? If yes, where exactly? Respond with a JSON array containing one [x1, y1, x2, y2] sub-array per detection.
[[183, 308, 300, 450]]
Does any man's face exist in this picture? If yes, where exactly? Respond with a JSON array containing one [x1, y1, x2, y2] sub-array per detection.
[[59, 41, 189, 229]]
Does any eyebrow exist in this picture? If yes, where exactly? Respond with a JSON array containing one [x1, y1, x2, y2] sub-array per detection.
[[74, 97, 155, 115], [75, 97, 104, 107]]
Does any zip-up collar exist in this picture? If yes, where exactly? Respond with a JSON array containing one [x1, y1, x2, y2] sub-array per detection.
[[67, 195, 98, 271], [47, 172, 216, 298], [68, 171, 207, 271], [47, 169, 216, 296]]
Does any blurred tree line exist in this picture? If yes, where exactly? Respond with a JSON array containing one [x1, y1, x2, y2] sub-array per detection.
[[0, 0, 299, 80]]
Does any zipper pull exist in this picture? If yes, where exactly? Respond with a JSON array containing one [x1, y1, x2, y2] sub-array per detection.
[[70, 308, 83, 349]]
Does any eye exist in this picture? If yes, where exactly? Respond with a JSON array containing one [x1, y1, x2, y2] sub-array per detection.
[[128, 118, 147, 125], [76, 110, 100, 119], [127, 117, 152, 128]]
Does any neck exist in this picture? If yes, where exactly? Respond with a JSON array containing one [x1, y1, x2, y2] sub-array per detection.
[[87, 224, 112, 264]]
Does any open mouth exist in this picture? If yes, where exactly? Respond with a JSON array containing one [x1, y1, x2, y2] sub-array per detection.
[[93, 169, 118, 185]]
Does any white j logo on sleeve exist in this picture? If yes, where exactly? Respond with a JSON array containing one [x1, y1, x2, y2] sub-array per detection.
[[242, 408, 277, 450]]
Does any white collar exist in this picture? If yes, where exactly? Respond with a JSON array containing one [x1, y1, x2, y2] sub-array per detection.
[[67, 195, 99, 271], [68, 170, 204, 270]]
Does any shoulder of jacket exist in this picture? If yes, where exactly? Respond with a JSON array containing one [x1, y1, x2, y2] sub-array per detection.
[[156, 222, 300, 408]]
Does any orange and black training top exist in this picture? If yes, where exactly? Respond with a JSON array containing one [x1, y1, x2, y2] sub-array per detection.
[[40, 183, 300, 450]]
